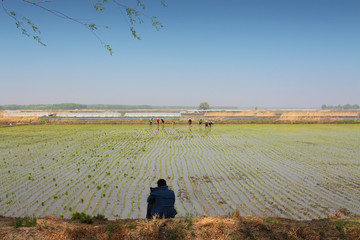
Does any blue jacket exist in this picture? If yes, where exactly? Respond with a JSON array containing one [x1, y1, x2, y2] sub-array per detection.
[[147, 186, 177, 218]]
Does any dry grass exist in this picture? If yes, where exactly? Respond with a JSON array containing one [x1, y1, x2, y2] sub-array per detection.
[[279, 111, 359, 120], [0, 116, 39, 125], [204, 110, 360, 119], [1, 213, 360, 240], [204, 110, 278, 117], [1, 110, 359, 126], [131, 218, 166, 240]]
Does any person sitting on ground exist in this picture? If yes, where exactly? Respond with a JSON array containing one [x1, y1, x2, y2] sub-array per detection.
[[147, 179, 177, 219]]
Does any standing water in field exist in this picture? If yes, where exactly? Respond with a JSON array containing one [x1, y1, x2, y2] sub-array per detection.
[[0, 124, 359, 220]]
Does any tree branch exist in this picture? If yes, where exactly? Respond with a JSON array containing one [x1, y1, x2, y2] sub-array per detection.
[[3, 0, 167, 55]]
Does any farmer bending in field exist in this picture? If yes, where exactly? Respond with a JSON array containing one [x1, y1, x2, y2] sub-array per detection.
[[146, 179, 177, 219]]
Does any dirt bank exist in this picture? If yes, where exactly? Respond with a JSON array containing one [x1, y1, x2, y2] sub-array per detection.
[[0, 117, 359, 126], [1, 110, 359, 126], [1, 213, 359, 240]]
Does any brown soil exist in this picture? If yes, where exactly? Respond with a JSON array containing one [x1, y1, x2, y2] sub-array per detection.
[[1, 214, 359, 240]]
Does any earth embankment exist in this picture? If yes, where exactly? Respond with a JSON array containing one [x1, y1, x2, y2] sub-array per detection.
[[1, 110, 359, 125], [1, 214, 360, 240]]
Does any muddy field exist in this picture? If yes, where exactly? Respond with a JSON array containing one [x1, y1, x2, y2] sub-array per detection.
[[0, 124, 359, 220]]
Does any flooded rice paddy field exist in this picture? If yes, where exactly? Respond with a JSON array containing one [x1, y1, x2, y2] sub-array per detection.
[[0, 124, 359, 220]]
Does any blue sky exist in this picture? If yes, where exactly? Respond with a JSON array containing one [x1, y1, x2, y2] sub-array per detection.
[[1, 0, 359, 108]]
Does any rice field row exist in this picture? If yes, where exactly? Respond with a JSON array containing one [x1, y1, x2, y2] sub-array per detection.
[[0, 124, 359, 220]]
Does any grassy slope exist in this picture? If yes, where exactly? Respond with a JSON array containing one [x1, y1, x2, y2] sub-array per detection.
[[1, 214, 360, 240]]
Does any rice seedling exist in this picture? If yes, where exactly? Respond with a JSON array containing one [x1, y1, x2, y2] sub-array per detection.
[[0, 124, 359, 220]]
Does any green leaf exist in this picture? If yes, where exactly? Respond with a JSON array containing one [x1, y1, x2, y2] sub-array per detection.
[[130, 27, 141, 40], [161, 0, 168, 8], [32, 25, 38, 32], [88, 23, 98, 31], [105, 44, 113, 56]]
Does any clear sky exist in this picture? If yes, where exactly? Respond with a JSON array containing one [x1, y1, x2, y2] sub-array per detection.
[[1, 0, 359, 108]]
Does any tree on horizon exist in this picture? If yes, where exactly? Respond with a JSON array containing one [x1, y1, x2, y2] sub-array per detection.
[[199, 102, 211, 110]]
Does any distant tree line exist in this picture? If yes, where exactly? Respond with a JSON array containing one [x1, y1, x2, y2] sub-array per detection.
[[0, 103, 237, 110], [0, 103, 87, 110], [321, 104, 360, 110]]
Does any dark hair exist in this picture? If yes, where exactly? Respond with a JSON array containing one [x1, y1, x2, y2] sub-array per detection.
[[157, 179, 167, 187]]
